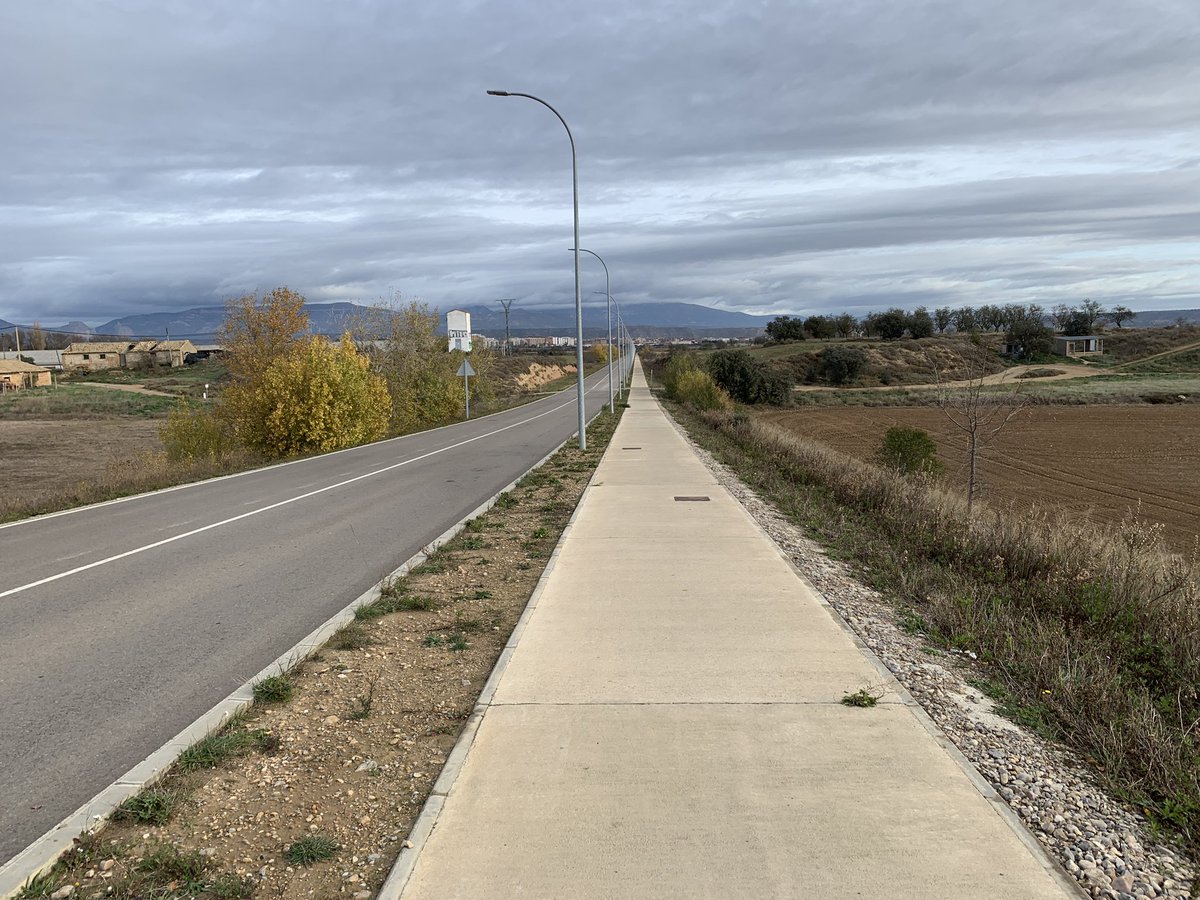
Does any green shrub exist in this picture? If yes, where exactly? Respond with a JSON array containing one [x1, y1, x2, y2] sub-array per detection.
[[707, 349, 792, 405], [674, 369, 730, 410], [661, 354, 698, 399], [160, 402, 230, 462], [876, 426, 943, 477], [810, 346, 867, 385]]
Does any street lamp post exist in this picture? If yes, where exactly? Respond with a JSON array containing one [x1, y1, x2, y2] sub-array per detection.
[[573, 247, 614, 413], [487, 90, 587, 450]]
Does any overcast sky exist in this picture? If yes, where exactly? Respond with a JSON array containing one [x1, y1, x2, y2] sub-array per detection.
[[2, 0, 1198, 326]]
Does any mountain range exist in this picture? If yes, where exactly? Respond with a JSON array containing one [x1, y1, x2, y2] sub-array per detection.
[[3, 302, 777, 342], [2, 304, 1198, 342]]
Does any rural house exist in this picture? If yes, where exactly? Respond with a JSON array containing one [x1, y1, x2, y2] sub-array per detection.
[[60, 342, 133, 372], [0, 359, 52, 391], [150, 339, 197, 367], [61, 339, 198, 371], [1054, 335, 1104, 357]]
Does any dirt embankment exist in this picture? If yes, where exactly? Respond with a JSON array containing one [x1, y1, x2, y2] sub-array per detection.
[[514, 362, 576, 390]]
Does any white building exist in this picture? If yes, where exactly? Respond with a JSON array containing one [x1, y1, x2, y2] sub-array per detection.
[[446, 310, 472, 352]]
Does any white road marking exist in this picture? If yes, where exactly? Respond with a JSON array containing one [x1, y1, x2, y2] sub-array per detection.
[[0, 385, 604, 601]]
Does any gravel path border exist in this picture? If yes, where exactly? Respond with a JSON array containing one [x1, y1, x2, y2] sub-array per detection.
[[670, 413, 1196, 900]]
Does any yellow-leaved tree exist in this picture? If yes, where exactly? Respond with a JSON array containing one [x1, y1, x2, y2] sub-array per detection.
[[352, 300, 471, 434], [244, 334, 391, 457], [218, 287, 311, 443]]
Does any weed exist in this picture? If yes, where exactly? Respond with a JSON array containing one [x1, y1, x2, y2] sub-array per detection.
[[841, 688, 883, 708], [897, 610, 928, 635], [253, 674, 293, 704], [330, 623, 375, 650], [448, 632, 470, 652], [412, 557, 446, 575], [531, 526, 550, 539], [178, 728, 272, 771], [136, 843, 209, 884], [460, 535, 486, 550], [396, 594, 439, 611], [472, 589, 493, 600], [379, 577, 410, 598], [465, 517, 485, 533], [516, 561, 532, 570], [423, 633, 446, 648], [286, 834, 338, 866], [114, 788, 181, 825], [348, 679, 376, 721], [494, 492, 518, 509], [453, 613, 484, 632]]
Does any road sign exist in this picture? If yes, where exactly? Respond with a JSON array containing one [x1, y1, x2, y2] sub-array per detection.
[[457, 359, 476, 418]]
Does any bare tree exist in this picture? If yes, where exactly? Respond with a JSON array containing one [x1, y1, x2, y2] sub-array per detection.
[[929, 353, 1030, 516]]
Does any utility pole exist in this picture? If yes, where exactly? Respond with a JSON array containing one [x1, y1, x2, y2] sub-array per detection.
[[498, 299, 516, 356], [14, 324, 20, 355]]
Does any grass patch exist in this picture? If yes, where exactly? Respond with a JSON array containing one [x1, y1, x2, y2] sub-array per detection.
[[177, 726, 275, 771], [286, 834, 339, 866], [411, 557, 446, 575], [453, 612, 484, 631], [252, 674, 293, 704], [0, 384, 177, 420], [114, 787, 182, 825], [329, 622, 375, 650]]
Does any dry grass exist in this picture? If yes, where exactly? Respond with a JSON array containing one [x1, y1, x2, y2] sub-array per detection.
[[0, 449, 261, 523], [674, 403, 1200, 847]]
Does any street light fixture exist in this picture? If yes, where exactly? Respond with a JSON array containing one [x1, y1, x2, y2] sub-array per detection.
[[487, 89, 587, 449], [573, 247, 614, 413]]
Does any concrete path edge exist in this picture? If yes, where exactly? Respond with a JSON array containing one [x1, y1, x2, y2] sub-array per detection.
[[658, 404, 1085, 898], [0, 408, 608, 900], [375, 423, 616, 900]]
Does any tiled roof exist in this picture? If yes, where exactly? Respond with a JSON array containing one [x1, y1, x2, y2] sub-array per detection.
[[0, 359, 50, 373], [63, 342, 134, 354]]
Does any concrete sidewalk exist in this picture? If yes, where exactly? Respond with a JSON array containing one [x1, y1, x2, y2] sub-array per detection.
[[389, 364, 1079, 899]]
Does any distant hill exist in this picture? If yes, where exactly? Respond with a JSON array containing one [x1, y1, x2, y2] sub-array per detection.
[[85, 301, 774, 341], [1127, 308, 1200, 327]]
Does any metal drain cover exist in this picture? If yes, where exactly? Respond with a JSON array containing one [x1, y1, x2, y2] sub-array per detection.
[[673, 496, 711, 502]]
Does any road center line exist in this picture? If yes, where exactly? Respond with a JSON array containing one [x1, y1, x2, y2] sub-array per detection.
[[0, 388, 596, 601]]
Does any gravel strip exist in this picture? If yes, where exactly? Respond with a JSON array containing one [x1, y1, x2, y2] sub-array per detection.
[[673, 415, 1196, 900]]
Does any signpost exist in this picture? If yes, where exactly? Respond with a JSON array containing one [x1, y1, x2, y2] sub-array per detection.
[[457, 358, 476, 419]]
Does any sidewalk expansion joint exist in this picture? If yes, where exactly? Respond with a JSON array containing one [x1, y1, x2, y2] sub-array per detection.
[[489, 699, 907, 707]]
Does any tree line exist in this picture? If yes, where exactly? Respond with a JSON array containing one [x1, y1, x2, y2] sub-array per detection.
[[766, 300, 1136, 344]]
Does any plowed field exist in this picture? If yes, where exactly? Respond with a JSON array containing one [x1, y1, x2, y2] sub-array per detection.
[[758, 406, 1200, 552]]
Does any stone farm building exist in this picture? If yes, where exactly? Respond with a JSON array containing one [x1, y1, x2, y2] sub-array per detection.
[[61, 340, 197, 372], [0, 359, 53, 391], [1054, 336, 1104, 358]]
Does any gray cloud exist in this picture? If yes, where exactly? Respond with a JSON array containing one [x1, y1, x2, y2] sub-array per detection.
[[1, 0, 1199, 325]]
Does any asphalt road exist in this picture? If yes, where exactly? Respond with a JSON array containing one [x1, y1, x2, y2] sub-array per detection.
[[0, 370, 612, 865]]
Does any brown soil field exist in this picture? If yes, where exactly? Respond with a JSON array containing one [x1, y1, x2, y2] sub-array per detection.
[[758, 405, 1200, 552], [0, 419, 163, 502]]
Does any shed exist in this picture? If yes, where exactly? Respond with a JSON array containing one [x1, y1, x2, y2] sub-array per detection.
[[0, 359, 52, 391], [1054, 336, 1104, 357], [151, 340, 197, 367]]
